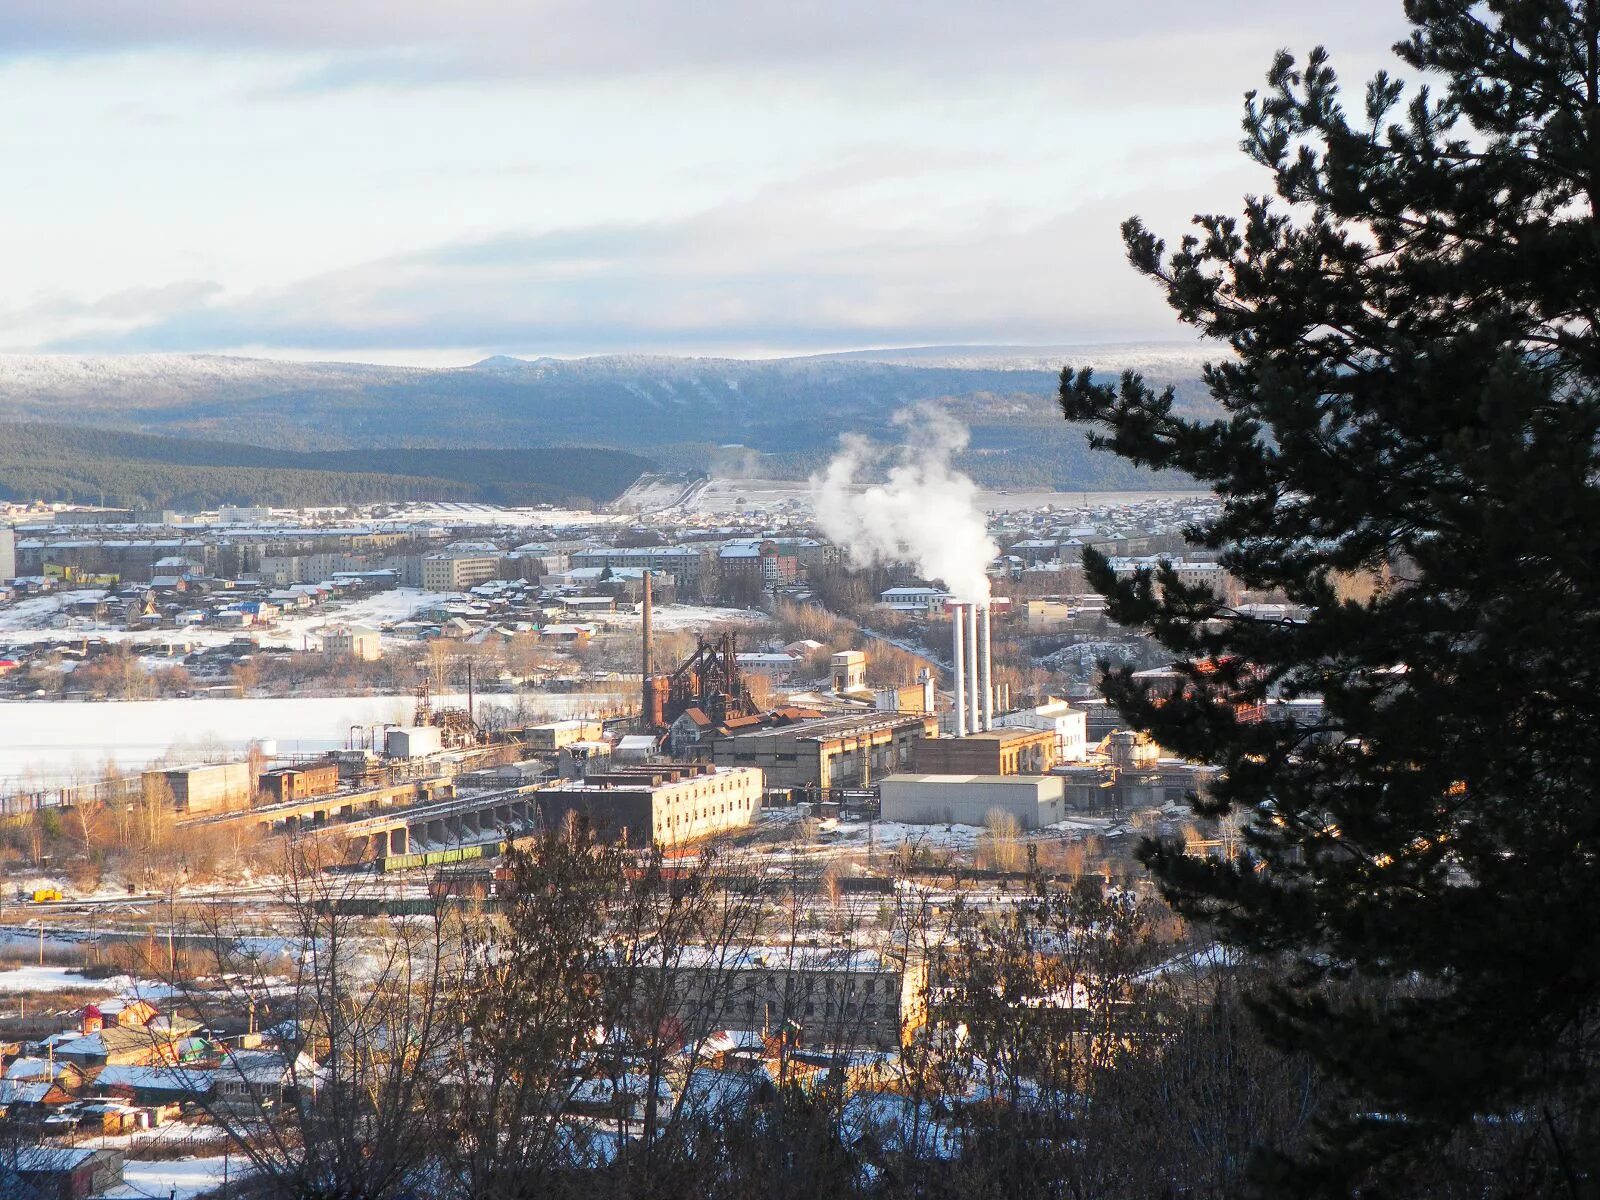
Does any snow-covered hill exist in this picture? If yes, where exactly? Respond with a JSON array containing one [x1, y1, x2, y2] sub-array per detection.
[[0, 345, 1214, 489]]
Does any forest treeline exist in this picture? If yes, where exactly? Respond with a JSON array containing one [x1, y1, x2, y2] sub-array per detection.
[[0, 422, 652, 509]]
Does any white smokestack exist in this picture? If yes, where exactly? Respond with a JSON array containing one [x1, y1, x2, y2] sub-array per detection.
[[972, 601, 985, 732], [811, 405, 999, 605], [951, 602, 967, 736], [966, 602, 980, 735]]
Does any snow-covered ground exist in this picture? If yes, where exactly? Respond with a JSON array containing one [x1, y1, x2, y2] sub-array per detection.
[[0, 587, 764, 650], [0, 691, 623, 785], [108, 1154, 237, 1200], [602, 605, 769, 632], [389, 501, 625, 528], [666, 478, 1209, 518], [0, 966, 168, 995], [0, 588, 454, 651]]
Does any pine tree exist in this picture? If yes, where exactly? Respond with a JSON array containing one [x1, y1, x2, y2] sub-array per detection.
[[1060, 1, 1600, 1191]]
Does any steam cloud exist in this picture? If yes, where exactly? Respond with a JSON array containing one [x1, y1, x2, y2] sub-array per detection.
[[811, 405, 998, 603]]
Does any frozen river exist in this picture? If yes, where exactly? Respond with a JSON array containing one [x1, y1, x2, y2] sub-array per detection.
[[0, 691, 628, 786]]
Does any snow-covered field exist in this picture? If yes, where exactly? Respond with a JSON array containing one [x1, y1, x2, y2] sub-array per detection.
[[602, 604, 769, 632], [669, 478, 1209, 517], [0, 692, 624, 785], [973, 488, 1211, 513], [0, 588, 454, 651], [389, 501, 625, 528], [108, 1155, 237, 1200], [0, 966, 168, 995], [0, 587, 762, 650]]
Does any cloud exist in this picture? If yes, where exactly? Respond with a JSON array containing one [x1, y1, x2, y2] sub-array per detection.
[[0, 1, 1408, 89], [0, 2, 1423, 361], [31, 157, 1261, 357]]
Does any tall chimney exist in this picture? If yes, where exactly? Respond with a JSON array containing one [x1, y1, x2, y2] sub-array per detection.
[[972, 601, 985, 732], [966, 602, 981, 735], [640, 571, 655, 729], [641, 571, 654, 681], [951, 602, 967, 736]]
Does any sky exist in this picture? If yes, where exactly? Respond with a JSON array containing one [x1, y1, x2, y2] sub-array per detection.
[[0, 2, 1413, 365]]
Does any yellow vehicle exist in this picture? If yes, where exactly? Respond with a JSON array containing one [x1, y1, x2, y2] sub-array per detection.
[[28, 888, 62, 904]]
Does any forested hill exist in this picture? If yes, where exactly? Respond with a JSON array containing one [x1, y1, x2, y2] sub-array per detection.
[[0, 423, 651, 510], [0, 347, 1219, 490]]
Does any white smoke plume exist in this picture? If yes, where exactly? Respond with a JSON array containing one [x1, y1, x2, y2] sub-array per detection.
[[811, 405, 998, 603]]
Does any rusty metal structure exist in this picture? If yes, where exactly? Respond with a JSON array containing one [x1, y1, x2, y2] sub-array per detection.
[[413, 676, 483, 748], [642, 631, 758, 734]]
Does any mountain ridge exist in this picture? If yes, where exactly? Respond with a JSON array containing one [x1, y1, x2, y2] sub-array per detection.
[[0, 345, 1215, 490]]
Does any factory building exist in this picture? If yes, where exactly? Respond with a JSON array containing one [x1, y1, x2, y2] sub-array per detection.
[[912, 727, 1058, 776], [699, 711, 939, 792], [534, 763, 763, 848], [0, 524, 14, 582], [257, 763, 341, 804], [879, 773, 1067, 830], [143, 762, 253, 815]]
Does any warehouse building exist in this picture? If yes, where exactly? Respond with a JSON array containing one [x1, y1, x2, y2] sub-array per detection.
[[385, 726, 444, 759], [879, 773, 1067, 829], [911, 727, 1058, 776], [535, 763, 762, 848], [143, 762, 252, 815], [257, 762, 341, 805], [699, 711, 939, 792]]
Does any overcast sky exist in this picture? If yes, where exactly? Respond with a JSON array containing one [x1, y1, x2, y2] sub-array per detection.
[[0, 2, 1412, 364]]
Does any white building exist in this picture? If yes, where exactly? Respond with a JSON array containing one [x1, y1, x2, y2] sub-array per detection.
[[385, 726, 444, 759], [323, 625, 381, 662], [879, 773, 1066, 830], [878, 586, 950, 615], [996, 698, 1088, 763]]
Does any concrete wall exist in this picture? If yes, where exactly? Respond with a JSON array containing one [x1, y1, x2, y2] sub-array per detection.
[[912, 728, 1057, 776], [150, 762, 253, 814], [879, 773, 1066, 830]]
